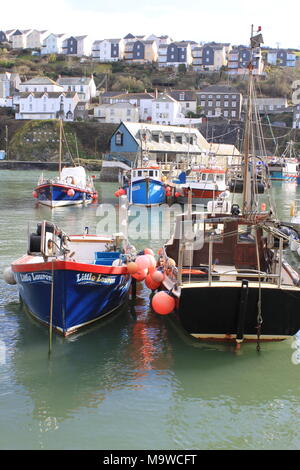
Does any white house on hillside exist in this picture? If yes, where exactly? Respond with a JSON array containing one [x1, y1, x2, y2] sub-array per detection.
[[56, 76, 96, 102], [18, 77, 64, 93], [26, 30, 49, 49], [11, 29, 32, 49], [92, 38, 125, 62], [151, 92, 201, 125], [94, 102, 139, 123], [15, 91, 79, 120], [41, 33, 67, 55]]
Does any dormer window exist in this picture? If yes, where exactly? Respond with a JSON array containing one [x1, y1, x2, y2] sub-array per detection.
[[179, 93, 185, 101], [115, 131, 123, 145]]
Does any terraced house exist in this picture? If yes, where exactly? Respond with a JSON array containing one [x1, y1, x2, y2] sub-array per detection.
[[92, 38, 125, 62], [158, 41, 193, 68], [196, 85, 242, 119], [124, 39, 158, 63]]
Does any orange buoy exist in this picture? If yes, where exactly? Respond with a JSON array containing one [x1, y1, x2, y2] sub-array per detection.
[[175, 191, 181, 198], [150, 270, 164, 283], [67, 189, 75, 197], [32, 190, 38, 198], [146, 254, 156, 273], [132, 268, 148, 281], [144, 248, 155, 256], [135, 255, 151, 271], [145, 274, 161, 291], [261, 202, 267, 211], [127, 261, 138, 274], [152, 291, 175, 315]]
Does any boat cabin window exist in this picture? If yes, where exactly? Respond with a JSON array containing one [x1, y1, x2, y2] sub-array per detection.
[[137, 170, 142, 177], [216, 174, 224, 181], [133, 171, 136, 177], [201, 173, 206, 181], [237, 225, 256, 243], [205, 222, 224, 242], [207, 173, 214, 182], [149, 170, 154, 177]]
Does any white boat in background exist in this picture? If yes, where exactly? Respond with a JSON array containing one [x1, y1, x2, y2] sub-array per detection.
[[175, 167, 227, 206]]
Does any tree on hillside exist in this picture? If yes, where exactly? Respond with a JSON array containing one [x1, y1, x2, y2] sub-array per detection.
[[111, 76, 147, 92]]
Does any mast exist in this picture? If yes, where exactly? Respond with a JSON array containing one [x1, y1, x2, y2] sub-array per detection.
[[242, 25, 263, 215], [58, 118, 63, 175]]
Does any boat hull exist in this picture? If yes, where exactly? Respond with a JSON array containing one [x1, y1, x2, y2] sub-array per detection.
[[177, 188, 224, 206], [12, 260, 131, 336], [34, 183, 96, 207], [126, 179, 166, 206], [175, 281, 300, 341]]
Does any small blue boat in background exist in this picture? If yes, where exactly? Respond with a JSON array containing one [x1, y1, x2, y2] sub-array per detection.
[[10, 220, 134, 336], [33, 166, 98, 208], [121, 166, 167, 206]]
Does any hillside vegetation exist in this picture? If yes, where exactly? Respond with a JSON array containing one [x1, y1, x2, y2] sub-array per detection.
[[2, 45, 300, 99]]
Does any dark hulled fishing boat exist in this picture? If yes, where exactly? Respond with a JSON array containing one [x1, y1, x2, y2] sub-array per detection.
[[153, 28, 300, 344]]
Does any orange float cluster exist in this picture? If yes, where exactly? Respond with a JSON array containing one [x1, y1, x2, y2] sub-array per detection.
[[127, 248, 176, 316]]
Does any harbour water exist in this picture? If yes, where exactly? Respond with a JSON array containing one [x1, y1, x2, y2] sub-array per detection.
[[1, 170, 300, 450]]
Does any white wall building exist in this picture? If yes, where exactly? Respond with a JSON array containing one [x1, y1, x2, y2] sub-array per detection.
[[94, 102, 139, 123], [19, 77, 64, 93], [41, 33, 67, 55], [56, 76, 96, 102], [15, 91, 79, 120], [92, 38, 125, 62]]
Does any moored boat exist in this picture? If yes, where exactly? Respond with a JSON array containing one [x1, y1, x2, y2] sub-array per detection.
[[120, 166, 167, 206], [175, 167, 227, 206], [7, 219, 134, 336], [150, 27, 300, 346], [33, 166, 98, 208], [33, 119, 98, 208]]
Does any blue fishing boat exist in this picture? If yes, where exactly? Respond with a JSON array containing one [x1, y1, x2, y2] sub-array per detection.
[[121, 166, 167, 206], [9, 220, 134, 336], [33, 119, 97, 207], [33, 166, 98, 208]]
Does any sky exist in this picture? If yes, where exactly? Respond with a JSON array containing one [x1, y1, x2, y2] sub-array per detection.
[[3, 0, 299, 49]]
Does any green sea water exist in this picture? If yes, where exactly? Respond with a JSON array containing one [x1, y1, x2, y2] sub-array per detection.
[[1, 170, 300, 450]]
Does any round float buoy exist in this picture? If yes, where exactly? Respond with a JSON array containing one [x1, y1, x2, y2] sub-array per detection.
[[261, 202, 267, 211], [144, 248, 155, 256], [127, 261, 138, 274], [3, 267, 16, 285], [145, 274, 161, 291], [175, 191, 181, 198], [67, 189, 75, 197], [151, 291, 175, 315], [32, 190, 38, 198], [135, 255, 151, 271], [132, 268, 148, 281], [145, 254, 156, 273], [150, 270, 164, 283]]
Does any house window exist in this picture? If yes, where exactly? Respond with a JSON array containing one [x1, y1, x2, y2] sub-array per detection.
[[208, 101, 212, 107], [216, 101, 220, 107], [224, 101, 228, 107], [231, 110, 236, 117], [232, 102, 236, 107], [115, 132, 123, 145]]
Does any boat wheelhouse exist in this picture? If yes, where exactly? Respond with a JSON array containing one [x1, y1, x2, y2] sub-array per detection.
[[176, 168, 227, 206], [122, 166, 167, 206]]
